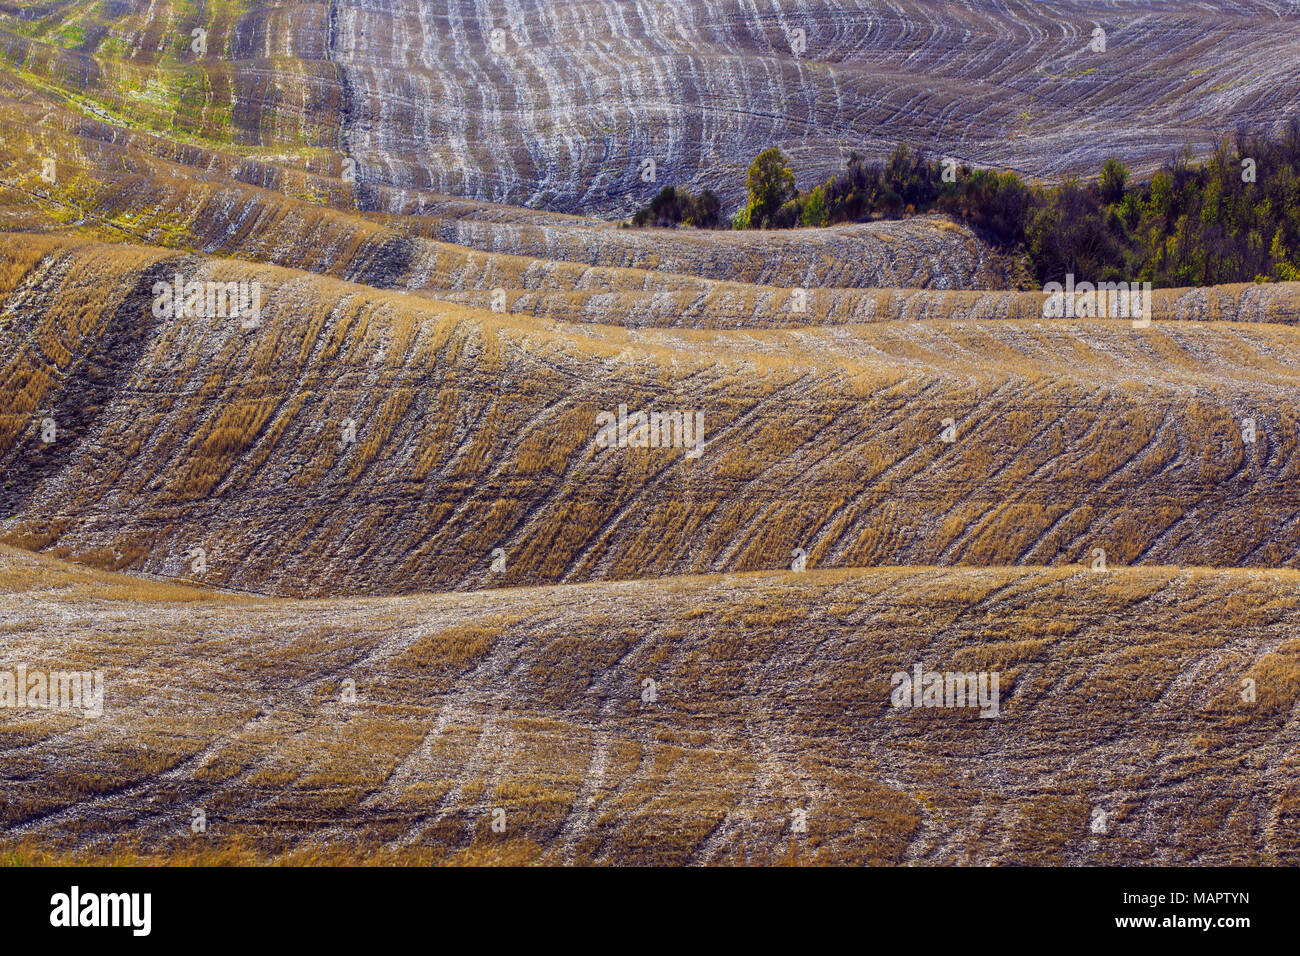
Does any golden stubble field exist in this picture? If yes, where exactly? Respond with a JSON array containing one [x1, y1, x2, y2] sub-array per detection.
[[2, 1, 1299, 869], [1, 546, 1297, 865], [6, 236, 1300, 598]]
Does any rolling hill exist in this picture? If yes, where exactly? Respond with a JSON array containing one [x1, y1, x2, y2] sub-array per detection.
[[0, 1, 1298, 869], [3, 546, 1296, 865]]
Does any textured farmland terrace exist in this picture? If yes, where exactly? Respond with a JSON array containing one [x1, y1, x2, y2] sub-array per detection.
[[1, 1, 1299, 869], [6, 236, 1300, 599], [332, 0, 1300, 214], [1, 547, 1296, 865], [0, 86, 1013, 291], [3, 2, 1300, 219]]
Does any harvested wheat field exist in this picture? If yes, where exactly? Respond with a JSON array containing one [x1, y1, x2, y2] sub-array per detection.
[[1, 546, 1296, 866], [0, 0, 1297, 888]]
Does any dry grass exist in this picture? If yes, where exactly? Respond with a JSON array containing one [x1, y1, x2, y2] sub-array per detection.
[[4, 236, 1300, 596], [1, 5, 1296, 870], [0, 550, 1295, 865]]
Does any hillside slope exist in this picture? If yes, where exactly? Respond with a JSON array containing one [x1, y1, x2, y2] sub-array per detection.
[[2, 1, 1298, 873], [5, 236, 1300, 597], [0, 80, 1013, 291], [4, 1, 1299, 217], [2, 547, 1296, 865]]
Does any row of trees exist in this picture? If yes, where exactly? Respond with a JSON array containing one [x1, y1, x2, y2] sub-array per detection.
[[629, 185, 722, 228], [629, 122, 1300, 287]]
